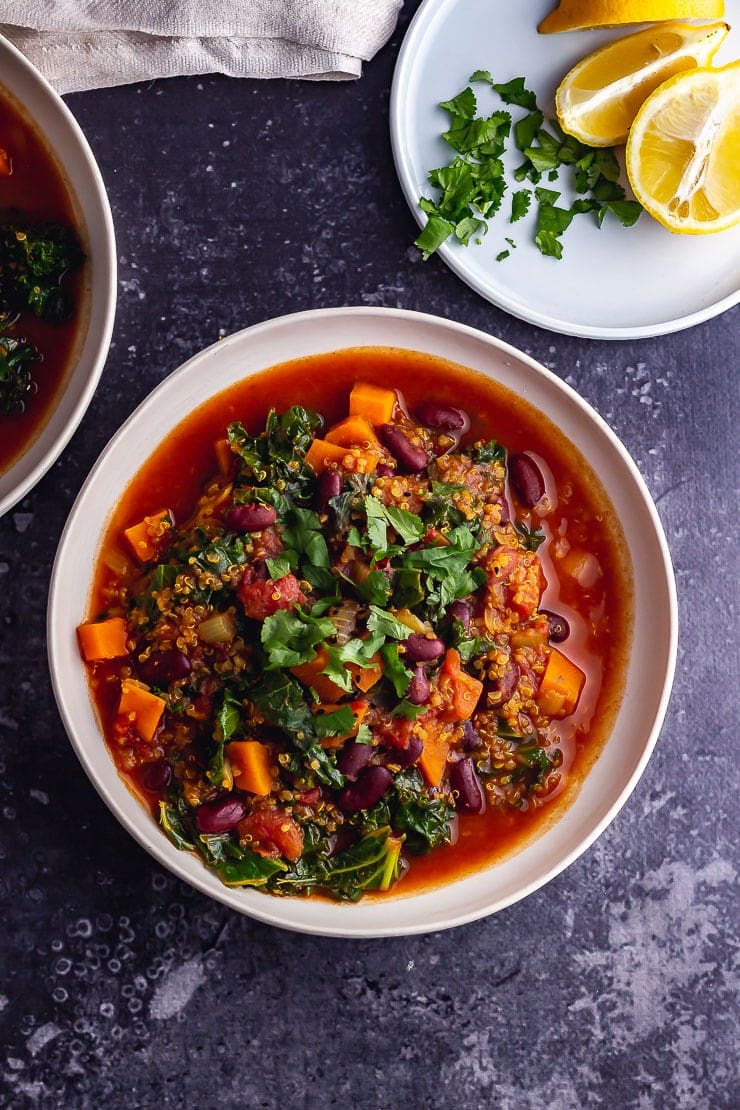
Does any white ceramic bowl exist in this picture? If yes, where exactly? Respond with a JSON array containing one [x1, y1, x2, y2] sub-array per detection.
[[0, 33, 116, 517], [48, 308, 677, 937]]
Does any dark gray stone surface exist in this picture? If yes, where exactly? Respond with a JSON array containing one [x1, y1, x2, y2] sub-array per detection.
[[1, 4, 738, 1106]]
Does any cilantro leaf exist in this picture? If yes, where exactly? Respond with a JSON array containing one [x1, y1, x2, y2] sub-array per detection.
[[415, 214, 454, 260], [392, 700, 428, 721], [599, 200, 642, 228], [380, 642, 412, 698], [266, 553, 294, 580], [439, 87, 477, 120], [366, 606, 412, 641], [491, 76, 538, 110], [534, 229, 563, 260], [455, 216, 488, 245], [514, 110, 544, 152], [261, 609, 335, 670], [314, 704, 356, 739], [511, 189, 531, 223]]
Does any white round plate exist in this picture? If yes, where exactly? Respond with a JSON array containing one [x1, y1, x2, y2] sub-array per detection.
[[391, 0, 740, 339], [49, 308, 677, 937], [0, 32, 116, 517]]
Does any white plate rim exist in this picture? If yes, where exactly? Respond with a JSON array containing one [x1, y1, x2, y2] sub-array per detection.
[[390, 0, 740, 340], [0, 31, 117, 517], [47, 306, 679, 937]]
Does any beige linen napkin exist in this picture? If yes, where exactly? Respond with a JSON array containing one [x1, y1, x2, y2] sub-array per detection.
[[0, 0, 404, 93]]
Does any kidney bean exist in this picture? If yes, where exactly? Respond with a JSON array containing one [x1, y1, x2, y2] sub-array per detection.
[[406, 665, 430, 705], [387, 734, 423, 769], [337, 765, 393, 814], [448, 599, 471, 633], [379, 425, 428, 473], [462, 720, 483, 752], [542, 610, 570, 643], [450, 758, 485, 814], [486, 661, 520, 707], [196, 795, 246, 834], [317, 469, 342, 514], [337, 741, 373, 781], [376, 462, 396, 477], [138, 649, 191, 685], [141, 761, 172, 792], [414, 401, 467, 431], [225, 503, 277, 532], [508, 453, 545, 507], [404, 633, 445, 663]]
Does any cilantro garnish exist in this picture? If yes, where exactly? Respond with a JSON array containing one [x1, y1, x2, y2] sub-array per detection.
[[415, 70, 641, 263]]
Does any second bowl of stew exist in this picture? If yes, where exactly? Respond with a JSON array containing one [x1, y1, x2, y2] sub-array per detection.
[[48, 307, 677, 937]]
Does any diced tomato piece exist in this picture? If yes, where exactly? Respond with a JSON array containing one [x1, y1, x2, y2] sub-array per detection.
[[376, 715, 414, 750], [259, 527, 284, 557], [237, 572, 307, 620], [236, 809, 304, 861]]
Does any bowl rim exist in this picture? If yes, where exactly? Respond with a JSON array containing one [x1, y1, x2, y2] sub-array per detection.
[[0, 31, 117, 518], [47, 306, 678, 937]]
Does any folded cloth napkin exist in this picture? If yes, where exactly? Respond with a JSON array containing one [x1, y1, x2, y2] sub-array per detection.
[[0, 0, 404, 93]]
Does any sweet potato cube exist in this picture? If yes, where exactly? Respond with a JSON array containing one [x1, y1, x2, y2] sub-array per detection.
[[227, 741, 273, 795], [418, 732, 450, 789], [349, 654, 383, 692], [325, 415, 381, 451], [117, 680, 165, 742], [214, 438, 233, 477], [77, 617, 129, 662], [438, 648, 484, 722], [349, 382, 397, 426], [290, 646, 347, 702], [123, 509, 172, 563], [305, 438, 350, 474], [537, 647, 585, 718]]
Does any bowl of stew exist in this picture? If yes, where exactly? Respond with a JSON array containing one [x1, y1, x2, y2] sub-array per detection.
[[0, 32, 116, 516], [48, 307, 677, 936]]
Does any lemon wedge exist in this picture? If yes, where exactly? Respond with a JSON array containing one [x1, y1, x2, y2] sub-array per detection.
[[556, 22, 729, 145], [539, 0, 725, 34], [626, 61, 740, 233]]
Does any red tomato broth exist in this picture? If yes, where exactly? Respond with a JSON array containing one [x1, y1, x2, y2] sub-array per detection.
[[0, 88, 86, 473], [88, 346, 633, 896]]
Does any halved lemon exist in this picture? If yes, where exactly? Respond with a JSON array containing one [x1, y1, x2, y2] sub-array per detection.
[[626, 61, 740, 233], [556, 22, 729, 146], [539, 0, 725, 34]]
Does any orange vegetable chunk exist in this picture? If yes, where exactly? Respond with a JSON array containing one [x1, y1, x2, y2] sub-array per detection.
[[325, 415, 381, 450], [290, 646, 347, 702], [418, 731, 450, 788], [305, 438, 350, 474], [77, 617, 129, 662], [349, 654, 383, 692], [227, 740, 273, 795], [214, 437, 233, 476], [123, 509, 172, 563], [537, 647, 585, 718], [349, 382, 396, 426], [438, 648, 484, 722], [117, 680, 165, 742]]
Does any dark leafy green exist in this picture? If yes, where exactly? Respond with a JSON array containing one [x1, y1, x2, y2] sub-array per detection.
[[0, 219, 83, 323], [0, 332, 39, 416]]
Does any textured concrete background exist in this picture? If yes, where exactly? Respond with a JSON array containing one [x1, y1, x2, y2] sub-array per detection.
[[1, 3, 738, 1106]]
